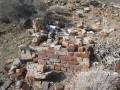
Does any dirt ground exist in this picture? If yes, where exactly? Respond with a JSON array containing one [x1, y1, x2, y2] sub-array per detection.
[[0, 24, 31, 72]]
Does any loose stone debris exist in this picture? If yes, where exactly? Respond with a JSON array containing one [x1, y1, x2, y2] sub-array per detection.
[[1, 0, 120, 90]]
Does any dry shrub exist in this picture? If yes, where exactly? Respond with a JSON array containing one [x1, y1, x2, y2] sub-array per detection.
[[65, 68, 120, 90]]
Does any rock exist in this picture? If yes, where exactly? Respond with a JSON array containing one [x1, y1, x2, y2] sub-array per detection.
[[37, 64, 46, 73], [27, 29, 34, 34], [103, 28, 115, 33], [25, 74, 34, 85], [32, 37, 39, 46], [15, 80, 23, 89], [42, 81, 49, 90], [5, 59, 14, 65], [91, 23, 102, 32], [67, 3, 76, 11], [76, 10, 84, 17], [79, 52, 90, 58], [34, 71, 52, 80], [47, 65, 54, 70], [83, 36, 94, 45], [26, 63, 51, 80], [50, 43, 56, 48], [16, 69, 23, 78], [84, 7, 90, 13], [9, 58, 21, 75], [32, 33, 41, 38], [83, 58, 90, 66], [67, 44, 75, 52], [54, 84, 64, 90], [32, 18, 43, 33], [54, 63, 61, 71], [33, 81, 42, 90], [49, 58, 60, 63], [21, 82, 31, 90], [116, 63, 120, 71], [78, 46, 86, 52], [89, 0, 102, 7], [54, 45, 61, 50], [31, 46, 48, 52], [62, 41, 68, 48], [81, 29, 86, 35], [20, 48, 32, 61], [2, 79, 12, 90], [76, 57, 83, 64]]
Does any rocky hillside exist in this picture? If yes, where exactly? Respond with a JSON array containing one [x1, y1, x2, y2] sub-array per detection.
[[0, 0, 120, 90]]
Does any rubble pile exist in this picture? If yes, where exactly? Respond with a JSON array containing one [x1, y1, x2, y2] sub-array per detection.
[[1, 0, 120, 90], [2, 17, 94, 90]]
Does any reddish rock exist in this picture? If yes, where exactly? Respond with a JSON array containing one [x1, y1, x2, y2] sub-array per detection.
[[16, 69, 22, 77], [74, 44, 78, 51], [116, 64, 120, 70], [67, 52, 74, 56], [62, 41, 69, 48], [74, 52, 81, 57], [79, 52, 90, 58], [54, 64, 61, 71], [78, 46, 86, 52], [67, 59, 78, 65]]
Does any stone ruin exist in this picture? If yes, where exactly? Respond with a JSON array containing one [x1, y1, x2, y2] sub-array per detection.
[[2, 17, 94, 90], [1, 1, 120, 90]]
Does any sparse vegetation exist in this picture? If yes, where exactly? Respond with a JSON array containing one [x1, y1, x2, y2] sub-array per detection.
[[0, 0, 120, 90]]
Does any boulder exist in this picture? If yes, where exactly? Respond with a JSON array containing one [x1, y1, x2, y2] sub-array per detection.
[[83, 36, 94, 45], [15, 80, 23, 89], [20, 49, 32, 61], [1, 79, 12, 90], [26, 63, 51, 80], [84, 7, 90, 13]]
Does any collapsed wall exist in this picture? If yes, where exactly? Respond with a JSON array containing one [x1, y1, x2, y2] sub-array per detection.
[[1, 0, 120, 90]]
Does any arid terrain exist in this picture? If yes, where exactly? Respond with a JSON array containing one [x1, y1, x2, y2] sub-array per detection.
[[0, 0, 120, 90]]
